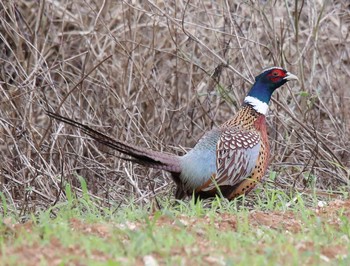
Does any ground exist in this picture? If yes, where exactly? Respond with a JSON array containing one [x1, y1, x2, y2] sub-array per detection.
[[1, 198, 350, 265]]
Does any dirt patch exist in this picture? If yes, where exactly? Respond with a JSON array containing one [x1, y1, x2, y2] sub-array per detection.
[[2, 218, 34, 236], [3, 238, 112, 266], [151, 210, 301, 233], [249, 211, 302, 232], [69, 218, 111, 238], [315, 199, 350, 217]]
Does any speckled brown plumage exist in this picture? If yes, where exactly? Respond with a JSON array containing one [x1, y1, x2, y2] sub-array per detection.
[[226, 114, 270, 199]]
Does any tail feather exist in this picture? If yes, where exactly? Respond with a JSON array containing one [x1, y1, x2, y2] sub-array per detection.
[[46, 111, 182, 173]]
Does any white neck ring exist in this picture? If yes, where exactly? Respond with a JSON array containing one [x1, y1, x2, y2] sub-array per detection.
[[244, 96, 269, 115]]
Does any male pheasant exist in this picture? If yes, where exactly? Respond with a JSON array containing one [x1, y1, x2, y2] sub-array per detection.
[[47, 67, 298, 200]]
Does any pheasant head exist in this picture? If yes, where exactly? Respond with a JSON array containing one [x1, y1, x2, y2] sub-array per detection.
[[244, 67, 298, 115]]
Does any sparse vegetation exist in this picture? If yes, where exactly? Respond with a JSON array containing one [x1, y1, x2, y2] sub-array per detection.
[[1, 187, 350, 265], [0, 0, 349, 264]]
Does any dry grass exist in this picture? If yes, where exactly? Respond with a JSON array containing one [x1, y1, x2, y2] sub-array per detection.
[[0, 0, 349, 215]]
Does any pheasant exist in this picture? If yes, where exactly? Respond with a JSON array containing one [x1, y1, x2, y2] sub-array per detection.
[[47, 67, 298, 200]]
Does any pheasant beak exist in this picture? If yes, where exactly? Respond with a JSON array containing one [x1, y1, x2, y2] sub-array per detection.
[[284, 72, 299, 81]]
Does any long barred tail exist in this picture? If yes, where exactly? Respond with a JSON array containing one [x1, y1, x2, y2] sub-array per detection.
[[46, 111, 182, 174]]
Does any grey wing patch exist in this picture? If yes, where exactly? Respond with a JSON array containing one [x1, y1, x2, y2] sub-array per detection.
[[201, 129, 261, 191], [179, 128, 222, 189]]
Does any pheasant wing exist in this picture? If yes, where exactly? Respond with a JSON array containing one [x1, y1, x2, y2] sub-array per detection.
[[201, 129, 261, 191]]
